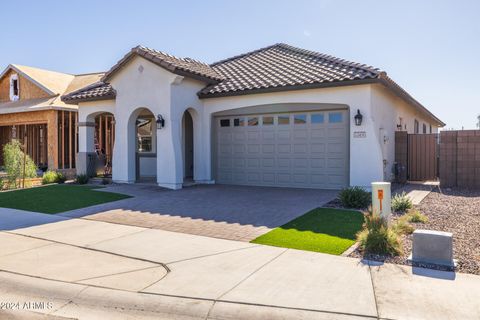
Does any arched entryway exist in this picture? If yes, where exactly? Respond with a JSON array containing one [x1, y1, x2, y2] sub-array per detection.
[[182, 110, 194, 182], [94, 113, 115, 176], [132, 108, 157, 182]]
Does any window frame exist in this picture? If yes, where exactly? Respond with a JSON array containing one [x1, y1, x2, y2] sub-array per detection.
[[9, 74, 20, 101]]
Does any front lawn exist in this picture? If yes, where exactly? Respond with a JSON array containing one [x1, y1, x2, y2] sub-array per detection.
[[0, 184, 131, 214], [251, 208, 364, 255]]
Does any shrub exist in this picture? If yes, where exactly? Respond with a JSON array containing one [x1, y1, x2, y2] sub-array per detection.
[[405, 209, 428, 223], [76, 174, 89, 185], [357, 210, 402, 256], [3, 140, 37, 188], [42, 171, 66, 185], [392, 217, 414, 235], [391, 192, 413, 213], [56, 172, 66, 184], [339, 186, 371, 209]]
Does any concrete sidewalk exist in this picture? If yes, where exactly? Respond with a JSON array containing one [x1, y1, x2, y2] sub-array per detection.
[[1, 213, 479, 319]]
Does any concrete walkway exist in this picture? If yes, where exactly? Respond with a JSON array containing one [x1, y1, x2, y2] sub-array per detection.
[[1, 213, 479, 319]]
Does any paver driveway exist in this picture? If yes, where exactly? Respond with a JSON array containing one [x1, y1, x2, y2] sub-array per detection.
[[61, 184, 338, 241]]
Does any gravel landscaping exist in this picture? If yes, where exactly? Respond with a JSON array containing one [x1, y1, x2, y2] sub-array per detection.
[[348, 187, 480, 275]]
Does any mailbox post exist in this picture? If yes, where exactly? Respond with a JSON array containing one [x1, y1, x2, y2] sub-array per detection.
[[371, 182, 391, 220]]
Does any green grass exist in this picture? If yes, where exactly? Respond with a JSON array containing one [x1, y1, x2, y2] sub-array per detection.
[[0, 184, 131, 214], [251, 208, 364, 255]]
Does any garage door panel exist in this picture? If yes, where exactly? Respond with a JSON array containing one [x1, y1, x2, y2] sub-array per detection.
[[233, 158, 245, 168], [262, 144, 275, 153], [215, 110, 348, 189]]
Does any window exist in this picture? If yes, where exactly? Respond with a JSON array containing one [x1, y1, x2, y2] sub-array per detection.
[[136, 116, 154, 152], [233, 118, 244, 127], [294, 114, 307, 124], [278, 115, 290, 125], [429, 124, 432, 134], [9, 74, 19, 101], [311, 113, 324, 124], [262, 116, 274, 125], [414, 119, 419, 134], [422, 123, 427, 134], [329, 112, 343, 123], [248, 117, 259, 126], [220, 119, 230, 127]]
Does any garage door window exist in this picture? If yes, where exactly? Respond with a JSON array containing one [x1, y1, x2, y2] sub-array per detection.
[[329, 112, 343, 123], [262, 116, 274, 125], [248, 117, 259, 126], [234, 118, 244, 127], [278, 115, 290, 125], [220, 119, 230, 127], [311, 113, 324, 124], [294, 114, 307, 124]]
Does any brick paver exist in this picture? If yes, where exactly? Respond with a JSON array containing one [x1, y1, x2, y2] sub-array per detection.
[[62, 184, 337, 242]]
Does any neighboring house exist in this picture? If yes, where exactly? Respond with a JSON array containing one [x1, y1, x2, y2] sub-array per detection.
[[62, 43, 444, 190], [0, 64, 102, 171]]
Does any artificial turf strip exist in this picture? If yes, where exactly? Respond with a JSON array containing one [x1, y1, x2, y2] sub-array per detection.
[[251, 208, 364, 255], [0, 184, 131, 214]]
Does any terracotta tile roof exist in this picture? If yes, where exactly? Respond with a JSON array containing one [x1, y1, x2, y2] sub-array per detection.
[[62, 82, 115, 102], [102, 45, 224, 83], [198, 43, 381, 97], [59, 43, 444, 126]]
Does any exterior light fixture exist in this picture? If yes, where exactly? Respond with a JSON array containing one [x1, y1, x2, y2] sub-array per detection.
[[354, 109, 363, 126], [156, 114, 165, 129]]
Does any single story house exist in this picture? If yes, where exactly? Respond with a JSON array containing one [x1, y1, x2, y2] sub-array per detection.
[[0, 64, 101, 171], [62, 43, 444, 190]]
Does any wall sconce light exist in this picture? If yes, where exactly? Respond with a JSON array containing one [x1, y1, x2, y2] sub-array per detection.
[[397, 124, 402, 130], [354, 109, 363, 126], [156, 114, 165, 129]]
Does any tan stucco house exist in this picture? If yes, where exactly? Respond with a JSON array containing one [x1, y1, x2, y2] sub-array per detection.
[[60, 43, 444, 190]]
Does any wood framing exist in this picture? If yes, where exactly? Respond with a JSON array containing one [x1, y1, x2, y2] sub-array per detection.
[[0, 110, 78, 170]]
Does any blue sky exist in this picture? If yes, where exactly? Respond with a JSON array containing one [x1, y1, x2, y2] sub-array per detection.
[[1, 0, 479, 129]]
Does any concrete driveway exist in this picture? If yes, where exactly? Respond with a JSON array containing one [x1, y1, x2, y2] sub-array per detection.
[[60, 184, 338, 241]]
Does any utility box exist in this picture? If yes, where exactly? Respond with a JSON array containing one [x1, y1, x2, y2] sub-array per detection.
[[371, 182, 391, 220]]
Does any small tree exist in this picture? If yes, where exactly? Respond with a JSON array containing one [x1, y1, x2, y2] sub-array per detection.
[[3, 140, 37, 188]]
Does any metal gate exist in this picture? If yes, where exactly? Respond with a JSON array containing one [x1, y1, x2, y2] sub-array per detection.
[[407, 133, 438, 181]]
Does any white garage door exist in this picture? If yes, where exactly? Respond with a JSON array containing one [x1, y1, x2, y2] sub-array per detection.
[[215, 110, 349, 189]]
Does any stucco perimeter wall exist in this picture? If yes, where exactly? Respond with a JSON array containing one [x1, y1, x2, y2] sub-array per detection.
[[202, 85, 384, 188], [370, 84, 440, 181]]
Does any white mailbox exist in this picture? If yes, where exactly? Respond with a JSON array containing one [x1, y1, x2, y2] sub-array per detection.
[[371, 182, 391, 220]]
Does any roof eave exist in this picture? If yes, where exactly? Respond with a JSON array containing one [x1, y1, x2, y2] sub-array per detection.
[[197, 78, 379, 99], [62, 94, 116, 105], [377, 77, 445, 127]]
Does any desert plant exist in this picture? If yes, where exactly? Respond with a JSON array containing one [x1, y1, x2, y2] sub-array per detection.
[[392, 217, 414, 235], [357, 210, 402, 256], [405, 209, 428, 223], [339, 186, 371, 209], [76, 174, 89, 185], [42, 171, 66, 185], [3, 140, 37, 188], [391, 192, 413, 213]]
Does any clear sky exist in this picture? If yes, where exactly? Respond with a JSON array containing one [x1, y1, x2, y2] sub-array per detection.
[[1, 0, 479, 129]]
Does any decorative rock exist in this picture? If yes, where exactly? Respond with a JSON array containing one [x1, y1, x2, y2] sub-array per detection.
[[408, 229, 457, 269]]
